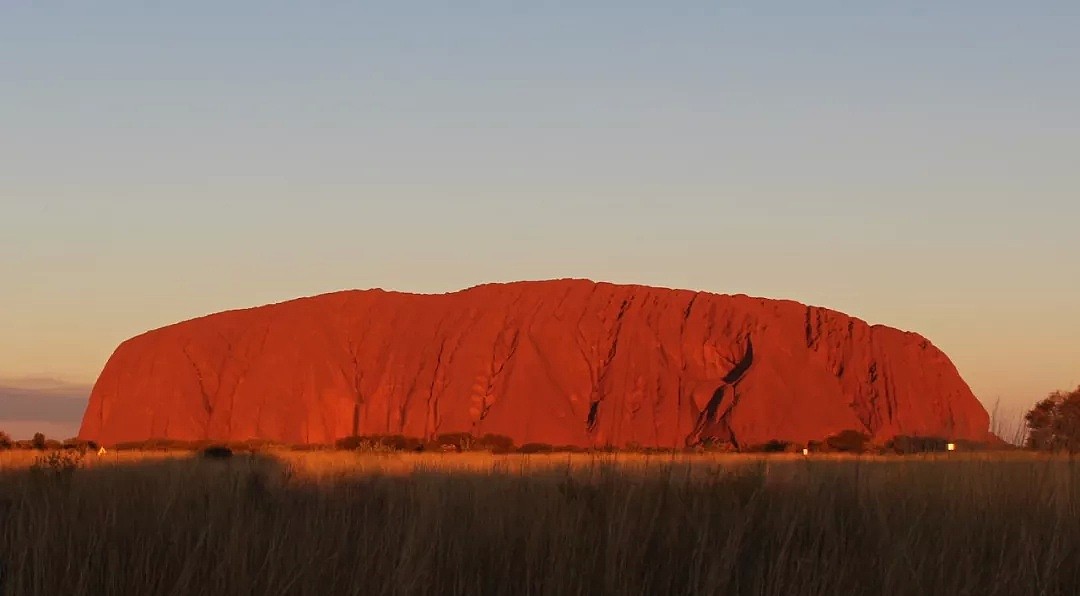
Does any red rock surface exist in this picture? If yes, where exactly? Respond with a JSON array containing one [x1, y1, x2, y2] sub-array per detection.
[[79, 280, 990, 447]]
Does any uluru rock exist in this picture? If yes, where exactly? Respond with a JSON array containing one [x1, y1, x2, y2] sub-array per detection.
[[79, 280, 990, 448]]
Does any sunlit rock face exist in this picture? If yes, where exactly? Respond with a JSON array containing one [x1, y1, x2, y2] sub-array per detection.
[[79, 280, 990, 447]]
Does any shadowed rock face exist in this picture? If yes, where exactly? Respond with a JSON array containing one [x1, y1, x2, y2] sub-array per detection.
[[79, 280, 990, 447]]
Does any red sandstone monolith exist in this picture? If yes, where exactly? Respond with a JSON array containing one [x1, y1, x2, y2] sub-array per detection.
[[79, 280, 990, 447]]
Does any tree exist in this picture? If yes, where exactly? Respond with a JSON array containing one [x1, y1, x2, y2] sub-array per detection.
[[1025, 387, 1080, 452], [0, 430, 12, 450], [32, 432, 47, 450]]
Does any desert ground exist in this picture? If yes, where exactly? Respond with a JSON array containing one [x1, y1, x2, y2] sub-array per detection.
[[2, 449, 1078, 595]]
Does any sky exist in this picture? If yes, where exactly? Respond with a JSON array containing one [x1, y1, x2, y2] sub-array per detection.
[[2, 2, 1078, 437]]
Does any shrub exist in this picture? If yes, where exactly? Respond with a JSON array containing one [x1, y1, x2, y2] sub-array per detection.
[[62, 438, 97, 453], [888, 435, 948, 454], [746, 439, 793, 453], [335, 436, 365, 450], [475, 434, 515, 453], [31, 450, 85, 478], [699, 439, 737, 453], [0, 430, 12, 450], [201, 446, 234, 459], [826, 430, 870, 453]]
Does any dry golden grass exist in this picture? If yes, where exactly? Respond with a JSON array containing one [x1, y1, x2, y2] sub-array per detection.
[[1, 449, 1078, 595]]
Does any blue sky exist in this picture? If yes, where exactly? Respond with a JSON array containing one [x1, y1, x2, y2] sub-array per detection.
[[2, 2, 1078, 435]]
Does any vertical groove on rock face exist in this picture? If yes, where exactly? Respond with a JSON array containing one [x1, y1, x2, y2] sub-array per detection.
[[78, 280, 990, 447], [182, 344, 214, 420]]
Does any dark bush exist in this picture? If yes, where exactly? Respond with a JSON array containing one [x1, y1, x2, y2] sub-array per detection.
[[475, 434, 515, 453], [826, 430, 870, 453], [0, 430, 12, 450], [62, 438, 96, 453], [32, 432, 47, 450], [201, 446, 234, 459], [746, 440, 793, 453], [335, 436, 365, 450], [699, 439, 737, 453], [888, 435, 948, 454]]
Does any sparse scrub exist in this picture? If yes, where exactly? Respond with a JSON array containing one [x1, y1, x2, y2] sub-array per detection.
[[29, 449, 85, 481]]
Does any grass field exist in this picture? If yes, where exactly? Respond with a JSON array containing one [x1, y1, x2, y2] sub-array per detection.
[[1, 449, 1078, 595]]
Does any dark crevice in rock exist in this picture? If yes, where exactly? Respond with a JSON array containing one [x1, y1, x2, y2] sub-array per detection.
[[587, 401, 601, 432], [723, 337, 755, 385], [688, 336, 754, 448]]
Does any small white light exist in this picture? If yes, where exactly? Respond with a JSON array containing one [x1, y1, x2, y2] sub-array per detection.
[[802, 448, 809, 456], [946, 443, 956, 452]]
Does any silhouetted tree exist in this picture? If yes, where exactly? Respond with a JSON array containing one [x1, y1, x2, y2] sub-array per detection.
[[32, 432, 47, 450], [0, 430, 12, 449], [1025, 387, 1080, 452]]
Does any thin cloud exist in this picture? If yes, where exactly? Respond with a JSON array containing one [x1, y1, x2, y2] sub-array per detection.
[[0, 378, 91, 439]]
